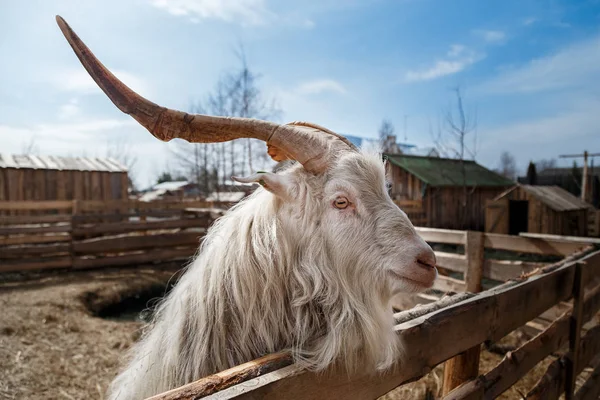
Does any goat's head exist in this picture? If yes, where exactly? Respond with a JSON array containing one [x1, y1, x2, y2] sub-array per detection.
[[56, 16, 437, 297]]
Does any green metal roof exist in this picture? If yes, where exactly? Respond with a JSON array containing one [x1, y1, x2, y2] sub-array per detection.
[[385, 154, 514, 187]]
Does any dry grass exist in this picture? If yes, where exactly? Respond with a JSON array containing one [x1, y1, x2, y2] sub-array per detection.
[[0, 268, 176, 400]]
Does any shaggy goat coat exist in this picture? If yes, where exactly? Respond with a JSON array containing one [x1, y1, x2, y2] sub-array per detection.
[[108, 154, 413, 400]]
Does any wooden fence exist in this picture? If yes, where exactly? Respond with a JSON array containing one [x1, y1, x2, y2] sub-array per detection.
[[0, 200, 231, 273], [395, 227, 586, 306], [2, 200, 600, 398], [145, 247, 600, 400], [395, 199, 427, 226]]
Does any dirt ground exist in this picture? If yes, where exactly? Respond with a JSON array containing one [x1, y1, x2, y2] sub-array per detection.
[[0, 267, 178, 400], [0, 267, 568, 400]]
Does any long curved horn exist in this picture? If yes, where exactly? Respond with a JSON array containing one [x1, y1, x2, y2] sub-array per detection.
[[55, 16, 355, 173]]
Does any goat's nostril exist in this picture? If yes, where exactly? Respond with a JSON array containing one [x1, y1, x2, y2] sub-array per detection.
[[416, 250, 437, 270]]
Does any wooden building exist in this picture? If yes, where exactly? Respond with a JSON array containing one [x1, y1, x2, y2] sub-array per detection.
[[139, 181, 200, 202], [386, 154, 514, 230], [486, 185, 591, 237], [0, 154, 128, 202]]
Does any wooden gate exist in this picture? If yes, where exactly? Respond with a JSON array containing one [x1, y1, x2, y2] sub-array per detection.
[[485, 198, 509, 234]]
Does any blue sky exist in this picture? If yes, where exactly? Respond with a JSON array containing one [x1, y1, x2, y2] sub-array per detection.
[[2, 0, 600, 187]]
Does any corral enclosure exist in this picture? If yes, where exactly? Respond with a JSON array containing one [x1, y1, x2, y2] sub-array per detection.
[[141, 238, 600, 400], [2, 200, 600, 399], [0, 199, 234, 274], [0, 154, 129, 203]]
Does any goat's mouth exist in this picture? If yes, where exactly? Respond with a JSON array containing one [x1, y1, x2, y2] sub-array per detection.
[[387, 269, 436, 289]]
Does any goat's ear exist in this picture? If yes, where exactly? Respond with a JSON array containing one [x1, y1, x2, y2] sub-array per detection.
[[232, 172, 295, 199]]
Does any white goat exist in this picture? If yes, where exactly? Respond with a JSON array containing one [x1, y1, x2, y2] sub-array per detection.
[[56, 16, 438, 400]]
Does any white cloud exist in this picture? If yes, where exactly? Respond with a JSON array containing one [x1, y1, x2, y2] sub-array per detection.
[[477, 34, 600, 94], [447, 44, 466, 57], [150, 0, 274, 26], [473, 29, 506, 43], [0, 119, 137, 144], [522, 17, 538, 26], [55, 68, 151, 97], [58, 98, 80, 120], [296, 79, 347, 95], [479, 98, 600, 170], [302, 19, 316, 29], [405, 45, 483, 82], [554, 21, 571, 29]]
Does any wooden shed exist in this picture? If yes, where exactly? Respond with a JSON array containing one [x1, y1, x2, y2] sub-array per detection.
[[0, 154, 128, 202], [385, 154, 514, 230], [485, 185, 590, 236]]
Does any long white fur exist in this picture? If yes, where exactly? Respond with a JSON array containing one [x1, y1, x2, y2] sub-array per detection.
[[108, 151, 433, 400]]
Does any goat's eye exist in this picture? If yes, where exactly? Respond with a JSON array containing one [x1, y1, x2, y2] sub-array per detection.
[[333, 197, 349, 209]]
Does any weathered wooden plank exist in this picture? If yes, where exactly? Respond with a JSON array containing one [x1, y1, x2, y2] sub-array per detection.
[[582, 251, 600, 287], [390, 293, 440, 312], [394, 199, 423, 208], [483, 259, 546, 282], [177, 251, 593, 400], [442, 346, 482, 398], [72, 218, 210, 237], [442, 231, 485, 396], [443, 310, 570, 400], [416, 227, 466, 245], [484, 233, 584, 256], [0, 224, 71, 235], [435, 252, 467, 272], [566, 262, 586, 400], [72, 232, 203, 254], [0, 200, 73, 211], [71, 211, 184, 224], [393, 293, 475, 325], [1, 242, 71, 257], [135, 200, 234, 211], [0, 215, 72, 225], [525, 357, 563, 400], [433, 275, 466, 293], [77, 200, 234, 213], [147, 353, 293, 400], [527, 325, 600, 400], [520, 232, 600, 245], [573, 356, 600, 400], [72, 247, 197, 269], [537, 302, 572, 324], [0, 256, 72, 273], [464, 231, 484, 293], [0, 234, 71, 246]]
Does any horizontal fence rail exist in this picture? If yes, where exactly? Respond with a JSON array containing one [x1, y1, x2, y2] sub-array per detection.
[[0, 200, 231, 273], [144, 249, 600, 400], [2, 200, 599, 398]]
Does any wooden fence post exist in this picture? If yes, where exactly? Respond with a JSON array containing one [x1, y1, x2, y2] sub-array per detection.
[[442, 231, 485, 396], [71, 199, 81, 216], [565, 261, 585, 399], [69, 200, 80, 270]]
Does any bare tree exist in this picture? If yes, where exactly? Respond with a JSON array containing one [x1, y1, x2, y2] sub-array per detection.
[[106, 139, 138, 190], [536, 158, 557, 172], [231, 47, 281, 174], [21, 136, 39, 155], [433, 87, 478, 160], [498, 151, 517, 180], [432, 86, 479, 229], [378, 119, 396, 153], [170, 47, 280, 197]]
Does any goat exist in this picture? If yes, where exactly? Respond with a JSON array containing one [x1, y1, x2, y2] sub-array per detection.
[[56, 16, 438, 400]]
